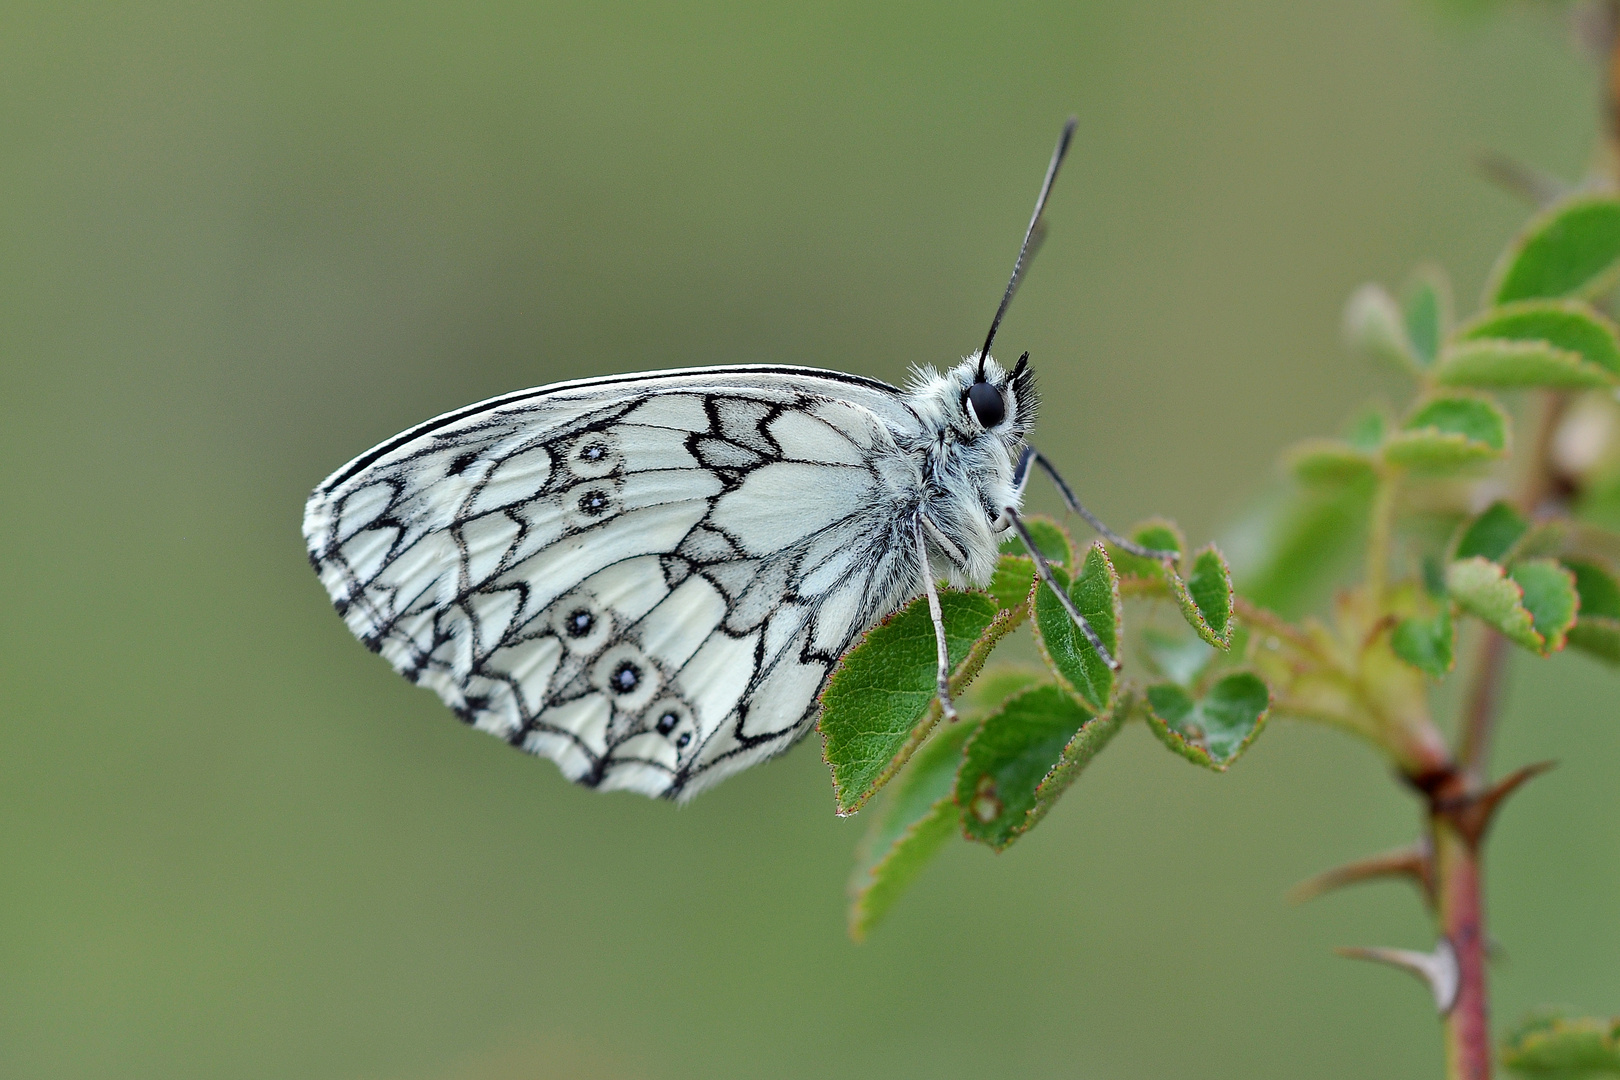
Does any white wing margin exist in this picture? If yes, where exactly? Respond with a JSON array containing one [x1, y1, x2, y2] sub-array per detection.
[[304, 366, 927, 799]]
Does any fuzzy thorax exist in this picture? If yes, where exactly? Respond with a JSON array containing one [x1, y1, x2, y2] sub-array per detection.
[[901, 354, 1038, 589]]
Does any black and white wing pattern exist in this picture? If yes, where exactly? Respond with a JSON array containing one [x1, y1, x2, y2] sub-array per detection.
[[304, 366, 927, 799]]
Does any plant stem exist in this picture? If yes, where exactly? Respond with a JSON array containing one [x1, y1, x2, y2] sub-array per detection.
[[1367, 471, 1399, 602], [1434, 810, 1491, 1080], [1456, 630, 1508, 787]]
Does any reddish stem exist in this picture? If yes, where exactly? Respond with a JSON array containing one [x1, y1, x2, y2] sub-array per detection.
[[1435, 815, 1490, 1080]]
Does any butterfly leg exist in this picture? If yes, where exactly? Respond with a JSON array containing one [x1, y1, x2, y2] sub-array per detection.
[[1004, 507, 1121, 672], [1026, 447, 1179, 562], [912, 516, 959, 723]]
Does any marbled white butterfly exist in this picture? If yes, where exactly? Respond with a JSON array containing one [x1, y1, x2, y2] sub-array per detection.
[[303, 119, 1171, 800]]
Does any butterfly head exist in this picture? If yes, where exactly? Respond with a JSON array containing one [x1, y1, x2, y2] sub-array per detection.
[[913, 352, 1037, 449]]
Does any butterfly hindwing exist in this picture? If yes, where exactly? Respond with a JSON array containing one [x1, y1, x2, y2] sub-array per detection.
[[304, 367, 925, 799]]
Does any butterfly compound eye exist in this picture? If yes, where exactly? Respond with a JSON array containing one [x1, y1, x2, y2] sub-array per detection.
[[967, 381, 1005, 428]]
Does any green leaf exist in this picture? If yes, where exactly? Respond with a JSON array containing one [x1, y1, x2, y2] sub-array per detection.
[[1384, 395, 1510, 471], [1403, 266, 1452, 368], [1110, 518, 1185, 582], [1435, 340, 1617, 390], [1287, 438, 1381, 487], [999, 514, 1073, 567], [956, 684, 1096, 850], [1026, 707, 1127, 834], [1511, 558, 1579, 654], [1566, 559, 1620, 663], [1453, 501, 1531, 563], [1343, 282, 1420, 372], [1447, 556, 1542, 652], [1486, 195, 1620, 304], [820, 591, 1004, 814], [987, 553, 1036, 612], [847, 720, 977, 941], [1185, 545, 1235, 647], [1501, 1011, 1620, 1076], [1032, 544, 1121, 713], [1144, 672, 1271, 771], [1391, 609, 1455, 677], [1443, 300, 1620, 387]]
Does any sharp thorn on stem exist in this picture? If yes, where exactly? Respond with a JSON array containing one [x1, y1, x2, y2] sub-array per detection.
[[1288, 838, 1434, 906], [1336, 939, 1460, 1014]]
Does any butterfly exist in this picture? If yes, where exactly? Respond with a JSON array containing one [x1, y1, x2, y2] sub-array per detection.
[[303, 119, 1171, 801]]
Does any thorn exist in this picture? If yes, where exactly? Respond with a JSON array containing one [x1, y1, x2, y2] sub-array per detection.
[[1436, 761, 1557, 846], [1336, 938, 1459, 1014], [1473, 150, 1568, 207], [1288, 839, 1434, 906]]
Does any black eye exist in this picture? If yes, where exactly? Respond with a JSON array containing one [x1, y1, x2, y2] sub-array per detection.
[[565, 609, 594, 637], [967, 381, 1005, 428], [655, 711, 679, 735]]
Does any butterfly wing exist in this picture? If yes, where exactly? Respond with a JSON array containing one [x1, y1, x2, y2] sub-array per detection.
[[304, 366, 926, 799]]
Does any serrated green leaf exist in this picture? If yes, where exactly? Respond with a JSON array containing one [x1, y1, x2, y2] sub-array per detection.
[[1144, 672, 1271, 771], [1110, 518, 1185, 582], [1454, 501, 1531, 563], [1502, 1011, 1620, 1076], [1287, 438, 1381, 487], [1032, 544, 1121, 713], [1511, 558, 1579, 653], [1391, 609, 1455, 677], [1487, 195, 1620, 304], [820, 591, 1003, 814], [1139, 627, 1217, 686], [1436, 339, 1616, 389], [1403, 266, 1451, 367], [1344, 282, 1420, 372], [1026, 707, 1126, 834], [847, 720, 977, 940], [1185, 545, 1234, 646], [1451, 299, 1620, 379], [998, 515, 1073, 567], [956, 684, 1094, 850], [988, 554, 1035, 612], [1384, 395, 1510, 471], [1447, 556, 1542, 652]]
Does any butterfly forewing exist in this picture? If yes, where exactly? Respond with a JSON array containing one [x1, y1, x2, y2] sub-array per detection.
[[304, 367, 926, 799]]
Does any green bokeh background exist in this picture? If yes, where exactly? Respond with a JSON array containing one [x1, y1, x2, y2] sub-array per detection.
[[3, 2, 1616, 1078]]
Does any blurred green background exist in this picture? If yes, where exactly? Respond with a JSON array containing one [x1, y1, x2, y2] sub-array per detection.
[[2, 2, 1616, 1078]]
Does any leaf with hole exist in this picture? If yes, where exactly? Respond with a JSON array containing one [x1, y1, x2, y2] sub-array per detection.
[[847, 719, 978, 941], [1031, 544, 1121, 713], [1486, 195, 1620, 304], [820, 591, 1008, 815], [955, 684, 1106, 850], [1144, 672, 1272, 771]]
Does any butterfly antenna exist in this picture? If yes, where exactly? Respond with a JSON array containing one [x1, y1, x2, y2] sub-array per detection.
[[976, 116, 1078, 379]]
